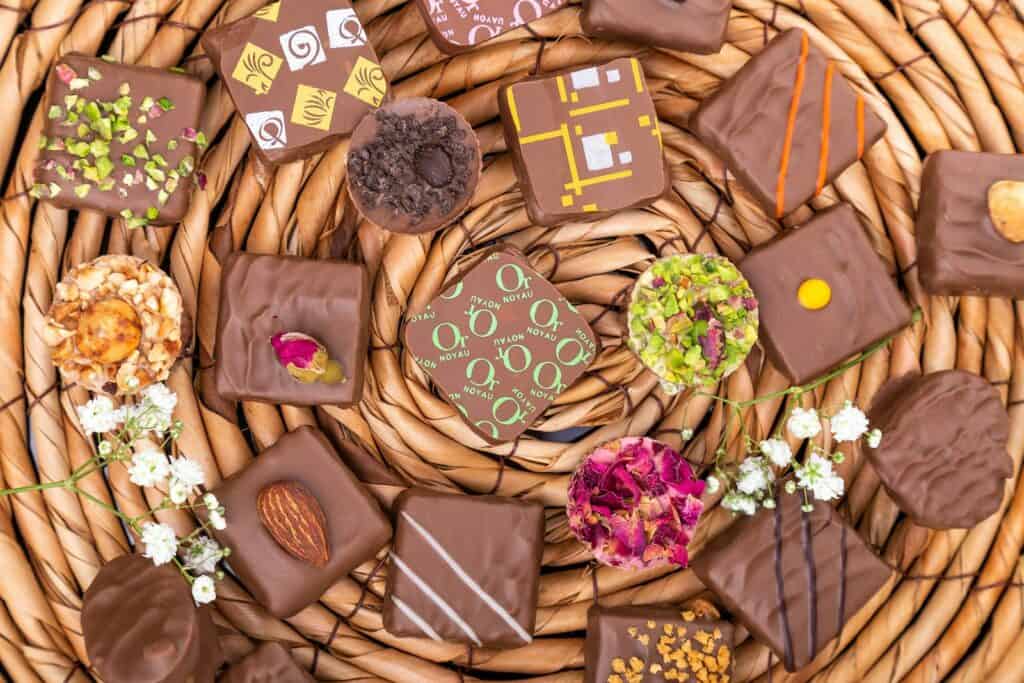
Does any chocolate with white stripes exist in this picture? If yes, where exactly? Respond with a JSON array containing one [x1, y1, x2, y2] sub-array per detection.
[[383, 489, 545, 649], [691, 493, 890, 672]]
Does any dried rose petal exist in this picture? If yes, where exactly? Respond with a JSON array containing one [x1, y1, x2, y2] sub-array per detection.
[[55, 64, 77, 85], [182, 127, 198, 142], [196, 172, 208, 191], [270, 332, 345, 385]]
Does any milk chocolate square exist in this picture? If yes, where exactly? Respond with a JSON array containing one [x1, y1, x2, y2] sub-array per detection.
[[739, 204, 911, 385], [222, 643, 315, 683], [403, 247, 597, 444], [203, 427, 392, 618], [584, 605, 735, 683], [691, 495, 891, 672], [691, 29, 886, 218], [582, 0, 731, 54], [918, 151, 1024, 296], [414, 0, 569, 54], [34, 54, 205, 226], [383, 489, 544, 649], [214, 252, 370, 407], [202, 0, 387, 165], [499, 57, 668, 226]]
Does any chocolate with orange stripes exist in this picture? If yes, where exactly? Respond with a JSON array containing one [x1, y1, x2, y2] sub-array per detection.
[[582, 0, 731, 54], [691, 29, 886, 219]]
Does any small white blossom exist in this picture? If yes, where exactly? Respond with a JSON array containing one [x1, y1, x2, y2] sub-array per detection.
[[77, 396, 122, 434], [141, 383, 177, 416], [736, 457, 773, 495], [184, 536, 222, 575], [787, 407, 822, 440], [191, 575, 216, 604], [127, 445, 170, 488], [866, 428, 883, 449], [722, 491, 757, 516], [169, 480, 190, 505], [760, 439, 793, 468], [796, 453, 845, 502], [784, 480, 797, 495], [681, 428, 694, 441], [141, 522, 178, 566], [705, 475, 720, 494], [830, 402, 869, 443], [202, 493, 220, 510], [208, 508, 226, 530], [167, 457, 205, 504], [763, 497, 777, 509], [802, 503, 814, 513]]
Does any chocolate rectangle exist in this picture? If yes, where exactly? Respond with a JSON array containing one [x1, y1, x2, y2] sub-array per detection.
[[222, 643, 315, 683], [582, 0, 731, 54], [691, 29, 886, 218], [415, 0, 569, 54]]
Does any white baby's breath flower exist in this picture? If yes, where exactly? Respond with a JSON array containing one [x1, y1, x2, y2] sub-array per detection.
[[760, 438, 793, 468], [167, 457, 205, 504], [866, 428, 883, 449], [681, 428, 694, 441], [141, 383, 177, 416], [736, 457, 773, 496], [77, 396, 122, 434], [141, 522, 178, 566], [784, 480, 798, 495], [208, 508, 226, 530], [202, 493, 220, 510], [191, 575, 216, 605], [830, 401, 869, 443], [787, 407, 822, 440], [168, 480, 190, 505], [184, 536, 222, 575], [796, 453, 845, 502], [722, 491, 757, 516], [705, 475, 720, 494], [127, 445, 170, 488], [763, 497, 777, 509]]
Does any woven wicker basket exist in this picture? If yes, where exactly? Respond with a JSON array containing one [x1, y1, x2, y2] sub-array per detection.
[[2, 0, 1023, 681]]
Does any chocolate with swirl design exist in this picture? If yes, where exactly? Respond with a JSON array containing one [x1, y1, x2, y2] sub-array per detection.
[[202, 0, 388, 165]]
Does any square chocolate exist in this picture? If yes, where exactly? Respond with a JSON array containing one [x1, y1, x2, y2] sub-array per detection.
[[499, 57, 668, 226], [222, 643, 315, 683], [582, 0, 731, 54], [203, 427, 392, 618], [584, 605, 735, 683], [403, 247, 598, 444], [383, 489, 544, 649], [691, 29, 887, 218], [215, 252, 370, 406], [34, 54, 205, 226], [202, 0, 387, 165], [691, 494, 891, 672], [415, 0, 569, 54], [918, 151, 1024, 296], [739, 204, 911, 385]]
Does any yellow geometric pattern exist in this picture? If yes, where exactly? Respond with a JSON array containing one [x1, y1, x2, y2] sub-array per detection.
[[343, 56, 387, 108], [253, 1, 280, 21], [291, 85, 337, 131], [232, 42, 282, 96]]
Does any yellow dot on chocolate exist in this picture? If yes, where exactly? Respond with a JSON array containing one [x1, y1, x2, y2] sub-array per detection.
[[798, 278, 832, 310]]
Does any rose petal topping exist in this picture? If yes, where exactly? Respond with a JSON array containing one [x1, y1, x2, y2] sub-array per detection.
[[271, 332, 346, 385]]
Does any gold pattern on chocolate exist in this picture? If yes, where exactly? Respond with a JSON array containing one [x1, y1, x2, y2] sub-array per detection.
[[44, 255, 183, 395], [343, 56, 387, 107], [988, 180, 1024, 243], [232, 42, 282, 95]]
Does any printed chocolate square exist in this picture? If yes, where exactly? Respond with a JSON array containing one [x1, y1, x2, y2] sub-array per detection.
[[691, 495, 891, 672], [739, 204, 911, 385], [917, 151, 1024, 296], [499, 57, 668, 226], [34, 54, 205, 227], [584, 604, 735, 683], [202, 427, 392, 618], [222, 642, 315, 683], [403, 247, 598, 444], [383, 489, 544, 648], [691, 29, 886, 218], [202, 0, 387, 165], [415, 0, 568, 54], [215, 252, 370, 407], [582, 0, 731, 54]]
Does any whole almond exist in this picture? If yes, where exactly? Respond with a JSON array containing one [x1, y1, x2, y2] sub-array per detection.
[[256, 481, 330, 568]]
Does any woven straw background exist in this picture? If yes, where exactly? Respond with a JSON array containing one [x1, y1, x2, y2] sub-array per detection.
[[2, 0, 1024, 681]]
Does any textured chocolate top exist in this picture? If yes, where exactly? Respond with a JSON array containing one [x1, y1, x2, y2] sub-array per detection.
[[383, 489, 545, 649], [917, 151, 1024, 297], [691, 495, 891, 672], [739, 204, 912, 385], [500, 57, 668, 226], [221, 643, 315, 683], [83, 554, 223, 683], [414, 0, 568, 54], [581, 0, 731, 54], [214, 252, 370, 406], [866, 371, 1012, 529], [202, 0, 387, 166], [202, 427, 392, 618], [584, 605, 734, 683], [691, 29, 886, 218], [404, 247, 597, 444], [36, 54, 204, 226]]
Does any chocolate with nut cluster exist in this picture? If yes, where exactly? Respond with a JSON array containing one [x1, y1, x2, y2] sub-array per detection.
[[202, 0, 387, 165], [582, 0, 732, 54], [866, 370, 1012, 529], [917, 151, 1024, 296], [414, 0, 569, 54], [221, 643, 315, 683], [83, 554, 224, 683], [691, 494, 891, 672], [200, 427, 392, 618], [691, 29, 887, 218], [35, 54, 205, 227]]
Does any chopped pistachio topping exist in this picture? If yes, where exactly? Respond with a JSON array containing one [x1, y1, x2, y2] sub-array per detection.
[[69, 78, 90, 91], [47, 105, 63, 120], [87, 67, 102, 81], [74, 184, 91, 198]]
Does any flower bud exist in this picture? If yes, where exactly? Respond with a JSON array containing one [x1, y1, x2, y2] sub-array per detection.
[[270, 332, 346, 385]]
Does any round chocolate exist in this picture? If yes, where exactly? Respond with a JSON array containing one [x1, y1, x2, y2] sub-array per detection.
[[866, 370, 1012, 529], [83, 555, 223, 683], [347, 97, 481, 234]]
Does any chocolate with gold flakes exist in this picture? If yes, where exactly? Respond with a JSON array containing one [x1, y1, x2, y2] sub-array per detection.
[[582, 0, 731, 54], [499, 57, 668, 226], [202, 0, 387, 165], [414, 0, 569, 54]]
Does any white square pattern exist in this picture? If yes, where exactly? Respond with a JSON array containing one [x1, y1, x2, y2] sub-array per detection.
[[325, 8, 367, 49], [245, 110, 288, 150], [618, 151, 633, 165], [582, 134, 614, 172], [606, 69, 621, 83], [279, 25, 327, 71], [571, 67, 601, 90]]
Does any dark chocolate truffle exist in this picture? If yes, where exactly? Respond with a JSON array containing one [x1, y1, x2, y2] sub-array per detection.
[[83, 554, 224, 683], [582, 0, 731, 54], [414, 0, 569, 54], [866, 370, 1012, 529], [347, 97, 481, 234], [221, 643, 315, 683]]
